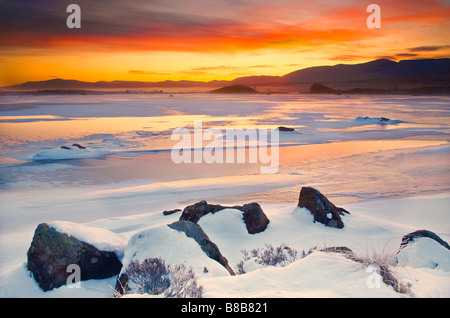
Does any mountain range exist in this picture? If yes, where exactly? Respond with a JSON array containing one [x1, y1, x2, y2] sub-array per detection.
[[2, 58, 450, 92]]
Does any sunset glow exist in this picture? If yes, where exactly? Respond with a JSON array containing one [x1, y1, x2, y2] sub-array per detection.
[[1, 0, 449, 86]]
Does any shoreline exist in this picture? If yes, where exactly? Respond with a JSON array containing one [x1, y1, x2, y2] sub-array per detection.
[[2, 88, 450, 96]]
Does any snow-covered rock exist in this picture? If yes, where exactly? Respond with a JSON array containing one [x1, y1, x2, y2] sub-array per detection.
[[27, 222, 125, 291], [397, 237, 450, 271], [49, 221, 127, 258], [120, 225, 231, 278], [115, 223, 232, 295]]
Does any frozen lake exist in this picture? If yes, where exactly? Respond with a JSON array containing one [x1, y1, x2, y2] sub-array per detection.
[[1, 93, 449, 203], [0, 93, 449, 297]]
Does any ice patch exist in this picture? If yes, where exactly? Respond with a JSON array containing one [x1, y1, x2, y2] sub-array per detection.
[[31, 145, 110, 160], [354, 117, 404, 125], [414, 146, 450, 154], [21, 163, 74, 172], [0, 156, 27, 166]]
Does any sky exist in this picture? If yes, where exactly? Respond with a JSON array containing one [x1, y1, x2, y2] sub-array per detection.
[[0, 0, 449, 86]]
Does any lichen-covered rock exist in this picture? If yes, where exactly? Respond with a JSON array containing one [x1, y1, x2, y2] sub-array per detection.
[[27, 223, 123, 291]]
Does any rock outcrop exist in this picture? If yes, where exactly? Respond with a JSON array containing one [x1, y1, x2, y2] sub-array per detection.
[[179, 200, 269, 234], [179, 200, 228, 224], [297, 187, 349, 229]]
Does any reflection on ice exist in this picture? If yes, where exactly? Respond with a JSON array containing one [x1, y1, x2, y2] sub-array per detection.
[[0, 94, 449, 203]]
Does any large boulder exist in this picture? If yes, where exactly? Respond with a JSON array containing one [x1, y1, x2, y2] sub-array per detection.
[[179, 200, 269, 234], [297, 187, 349, 229], [240, 203, 270, 234], [27, 223, 124, 291]]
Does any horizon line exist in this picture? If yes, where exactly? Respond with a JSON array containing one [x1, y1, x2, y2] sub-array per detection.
[[4, 57, 449, 88]]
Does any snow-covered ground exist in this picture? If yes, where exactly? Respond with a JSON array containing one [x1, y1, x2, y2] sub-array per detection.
[[0, 93, 449, 298]]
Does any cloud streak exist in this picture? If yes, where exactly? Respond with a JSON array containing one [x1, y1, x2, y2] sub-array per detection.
[[408, 45, 450, 52], [3, 0, 447, 54], [1, 0, 449, 85]]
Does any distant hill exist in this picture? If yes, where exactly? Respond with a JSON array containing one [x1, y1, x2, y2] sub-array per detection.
[[308, 82, 450, 95], [2, 78, 229, 91], [231, 75, 281, 85], [8, 78, 91, 90], [309, 83, 337, 94], [281, 58, 450, 83], [2, 58, 449, 93], [210, 84, 258, 94]]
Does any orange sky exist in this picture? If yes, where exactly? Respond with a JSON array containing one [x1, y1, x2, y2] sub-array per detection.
[[1, 0, 449, 86]]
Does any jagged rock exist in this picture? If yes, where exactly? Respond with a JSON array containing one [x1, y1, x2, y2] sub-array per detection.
[[27, 223, 122, 291], [297, 187, 349, 229], [168, 220, 235, 275], [179, 200, 269, 234]]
